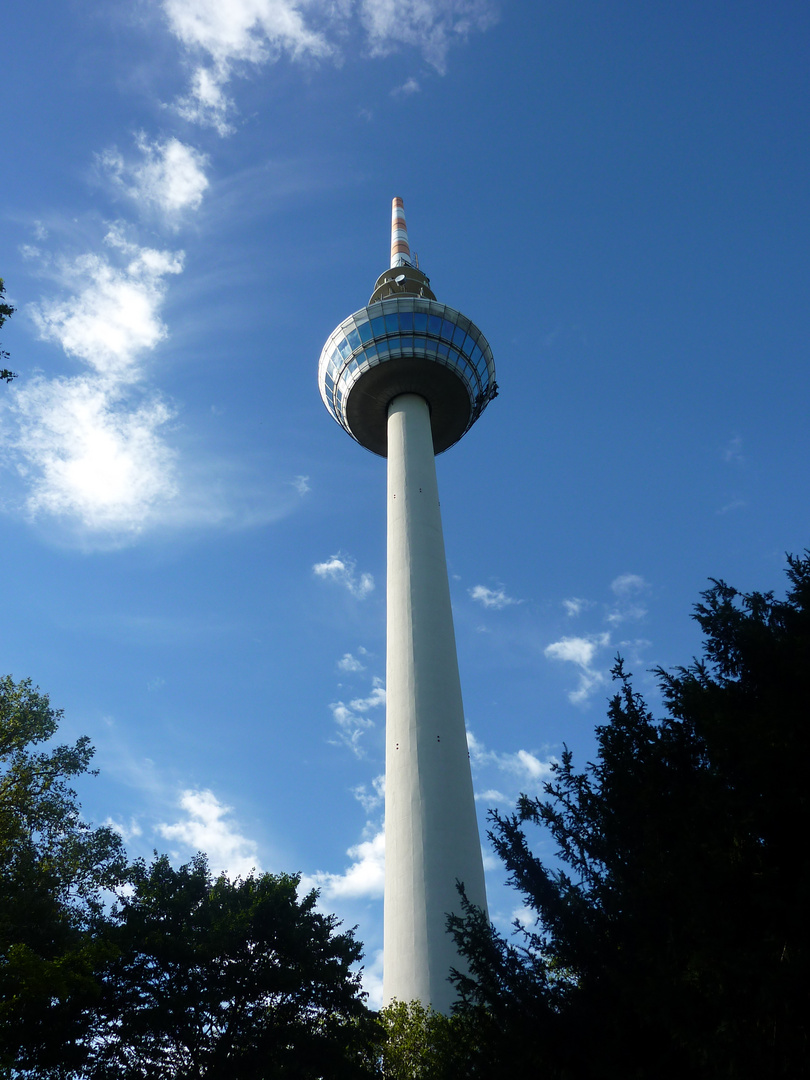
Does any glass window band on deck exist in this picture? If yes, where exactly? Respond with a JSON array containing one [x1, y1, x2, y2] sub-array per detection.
[[318, 296, 496, 438]]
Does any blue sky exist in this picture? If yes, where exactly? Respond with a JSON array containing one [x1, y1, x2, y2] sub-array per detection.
[[2, 1, 809, 1004]]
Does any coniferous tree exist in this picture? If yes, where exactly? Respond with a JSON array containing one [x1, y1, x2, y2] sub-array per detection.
[[450, 554, 810, 1078]]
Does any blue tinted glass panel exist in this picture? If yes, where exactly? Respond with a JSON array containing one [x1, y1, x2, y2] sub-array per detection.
[[338, 338, 351, 360], [347, 328, 361, 351], [324, 374, 334, 392], [377, 338, 390, 355], [428, 314, 443, 336], [462, 333, 476, 357], [399, 311, 413, 331], [384, 313, 399, 333], [440, 319, 455, 341], [414, 312, 428, 332], [452, 324, 467, 347], [371, 316, 385, 336], [358, 320, 372, 343], [471, 344, 483, 366], [400, 336, 413, 351], [348, 359, 358, 374], [365, 343, 377, 360], [437, 342, 450, 358]]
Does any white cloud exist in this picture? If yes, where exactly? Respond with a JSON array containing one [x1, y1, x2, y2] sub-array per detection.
[[302, 827, 385, 900], [2, 227, 185, 537], [313, 553, 374, 598], [361, 0, 498, 74], [563, 596, 590, 617], [338, 652, 366, 672], [469, 583, 520, 610], [352, 773, 385, 814], [162, 0, 333, 133], [610, 573, 647, 598], [100, 136, 209, 225], [607, 574, 649, 625], [30, 226, 183, 381], [291, 474, 310, 495], [544, 632, 610, 705], [329, 676, 385, 756], [11, 376, 178, 532], [391, 76, 420, 96], [474, 787, 511, 804], [606, 604, 647, 626], [176, 66, 237, 135], [162, 0, 497, 131], [104, 816, 143, 842], [158, 788, 261, 879], [467, 731, 556, 786]]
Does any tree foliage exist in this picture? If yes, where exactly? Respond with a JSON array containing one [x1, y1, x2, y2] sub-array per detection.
[[0, 278, 16, 383], [88, 855, 378, 1079], [0, 678, 379, 1078], [0, 676, 127, 1076], [378, 999, 484, 1080], [450, 553, 810, 1078]]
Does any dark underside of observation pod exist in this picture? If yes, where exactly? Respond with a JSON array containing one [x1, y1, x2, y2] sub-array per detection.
[[345, 358, 473, 457], [318, 296, 497, 458]]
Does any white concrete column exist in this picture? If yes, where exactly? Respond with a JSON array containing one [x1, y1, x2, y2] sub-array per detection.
[[383, 392, 488, 1014]]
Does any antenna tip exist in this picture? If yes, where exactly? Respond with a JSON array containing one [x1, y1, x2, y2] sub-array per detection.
[[390, 197, 411, 268]]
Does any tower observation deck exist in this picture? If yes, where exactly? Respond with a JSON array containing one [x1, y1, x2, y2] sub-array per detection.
[[317, 198, 497, 1013]]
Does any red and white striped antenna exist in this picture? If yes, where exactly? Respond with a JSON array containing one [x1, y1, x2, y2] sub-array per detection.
[[390, 196, 412, 268]]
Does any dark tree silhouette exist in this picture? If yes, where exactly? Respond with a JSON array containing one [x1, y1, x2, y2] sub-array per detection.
[[0, 278, 16, 382], [450, 554, 810, 1079]]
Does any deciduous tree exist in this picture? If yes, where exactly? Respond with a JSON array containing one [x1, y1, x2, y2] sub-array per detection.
[[88, 854, 379, 1079], [0, 676, 127, 1076]]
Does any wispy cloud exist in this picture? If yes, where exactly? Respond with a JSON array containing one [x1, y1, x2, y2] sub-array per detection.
[[391, 76, 420, 96], [469, 583, 521, 610], [329, 677, 385, 757], [100, 135, 210, 226], [313, 553, 374, 598], [352, 774, 385, 814], [607, 573, 649, 625], [162, 0, 498, 132], [722, 434, 745, 465], [157, 788, 261, 879], [338, 651, 366, 672], [563, 596, 591, 617], [361, 0, 498, 74], [162, 0, 333, 133], [290, 474, 310, 496], [2, 226, 184, 538], [544, 632, 610, 705]]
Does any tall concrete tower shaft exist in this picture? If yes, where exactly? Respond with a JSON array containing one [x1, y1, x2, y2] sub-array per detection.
[[317, 199, 497, 1012]]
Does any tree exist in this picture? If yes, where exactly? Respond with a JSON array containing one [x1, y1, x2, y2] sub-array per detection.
[[87, 854, 379, 1079], [0, 676, 128, 1077], [378, 999, 484, 1080], [450, 554, 810, 1078], [0, 278, 16, 383]]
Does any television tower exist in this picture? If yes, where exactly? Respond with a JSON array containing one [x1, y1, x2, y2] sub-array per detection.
[[318, 198, 497, 1012]]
